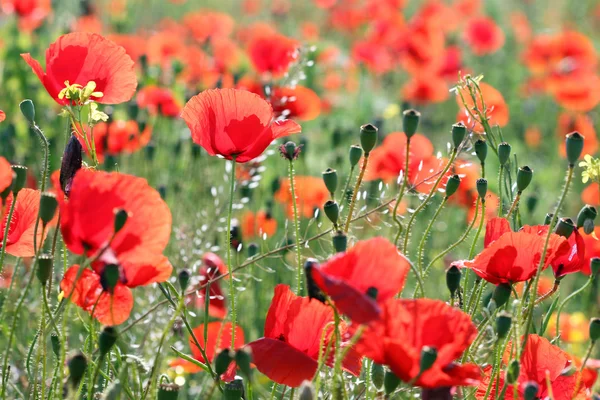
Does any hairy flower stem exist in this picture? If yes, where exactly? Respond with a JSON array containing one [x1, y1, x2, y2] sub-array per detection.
[[554, 276, 593, 346], [393, 138, 411, 246], [226, 158, 238, 348], [463, 199, 487, 306], [341, 166, 355, 205], [414, 198, 447, 297], [534, 280, 559, 305], [497, 166, 504, 216], [288, 159, 303, 295], [0, 198, 17, 275], [505, 193, 521, 219], [401, 150, 457, 254], [521, 166, 574, 354], [332, 306, 344, 400], [344, 154, 370, 233], [573, 340, 596, 396]]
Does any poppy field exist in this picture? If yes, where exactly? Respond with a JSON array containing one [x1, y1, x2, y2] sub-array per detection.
[[1, 0, 600, 399]]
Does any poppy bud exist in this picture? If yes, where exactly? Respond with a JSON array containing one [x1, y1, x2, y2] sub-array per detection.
[[497, 142, 511, 166], [332, 230, 347, 253], [247, 243, 258, 258], [555, 218, 575, 238], [11, 165, 27, 195], [1, 172, 14, 201], [444, 175, 461, 198], [360, 123, 378, 155], [214, 349, 235, 376], [19, 99, 36, 123], [523, 381, 539, 400], [590, 318, 600, 342], [577, 205, 597, 228], [544, 213, 554, 226], [157, 383, 180, 400], [324, 200, 339, 226], [68, 352, 87, 388], [223, 378, 244, 400], [419, 346, 437, 373], [506, 359, 520, 384], [305, 259, 326, 304], [322, 168, 338, 197], [371, 363, 384, 389], [158, 185, 167, 200], [112, 209, 129, 235], [591, 257, 600, 276], [60, 136, 83, 197], [36, 254, 53, 286], [100, 264, 120, 293], [299, 381, 315, 400], [476, 178, 487, 200], [566, 132, 584, 166], [492, 283, 512, 308], [402, 109, 420, 139], [495, 311, 512, 339], [38, 192, 58, 226], [349, 145, 363, 168], [178, 269, 191, 292], [526, 195, 538, 214], [366, 286, 378, 300], [50, 333, 60, 358], [517, 166, 533, 193], [235, 347, 252, 379], [446, 265, 461, 296], [384, 370, 401, 395], [280, 141, 302, 161], [474, 139, 487, 164], [99, 326, 118, 356], [451, 122, 466, 149]]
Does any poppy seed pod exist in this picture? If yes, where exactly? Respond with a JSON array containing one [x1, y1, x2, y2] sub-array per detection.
[[113, 208, 129, 234], [590, 318, 600, 342], [555, 218, 575, 238], [67, 352, 87, 388], [566, 131, 584, 166], [322, 168, 338, 196], [223, 378, 244, 400], [50, 334, 60, 358], [446, 265, 462, 296], [11, 165, 27, 195], [402, 109, 420, 138], [516, 166, 533, 193], [280, 141, 302, 161], [349, 145, 363, 167], [476, 178, 488, 200], [178, 269, 191, 292], [544, 213, 554, 226], [492, 283, 512, 308], [60, 136, 83, 197], [305, 259, 326, 304], [235, 348, 253, 379], [324, 200, 339, 225], [371, 363, 384, 389], [474, 139, 487, 164], [577, 205, 597, 228], [384, 370, 401, 395], [497, 142, 511, 165], [299, 381, 316, 400], [523, 381, 539, 400], [445, 175, 461, 198], [214, 349, 235, 376], [19, 99, 35, 124], [36, 254, 53, 285], [100, 264, 120, 293], [495, 311, 512, 339], [157, 383, 180, 400], [451, 122, 467, 149], [39, 192, 58, 225], [360, 123, 378, 154], [591, 257, 600, 276], [506, 359, 520, 384], [99, 326, 118, 356], [419, 346, 438, 373], [332, 230, 347, 253]]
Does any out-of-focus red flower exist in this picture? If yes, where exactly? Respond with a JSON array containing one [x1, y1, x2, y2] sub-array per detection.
[[352, 40, 395, 75], [146, 30, 187, 67], [550, 228, 585, 278], [401, 74, 449, 104], [459, 218, 569, 285], [0, 189, 46, 257], [509, 11, 531, 44], [524, 125, 542, 148], [182, 88, 301, 163], [241, 210, 277, 239], [463, 17, 505, 56], [557, 112, 597, 158], [247, 32, 299, 77], [548, 71, 600, 112], [246, 285, 362, 387], [0, 266, 12, 289], [242, 0, 261, 15], [437, 46, 464, 81], [1, 0, 51, 32], [274, 176, 329, 218], [271, 86, 322, 121], [314, 0, 336, 8], [107, 34, 147, 63], [137, 85, 182, 118], [582, 183, 600, 207], [356, 298, 480, 388], [183, 11, 235, 43], [0, 157, 12, 194], [549, 311, 590, 344], [456, 82, 509, 132], [310, 237, 409, 323], [21, 32, 137, 105], [475, 335, 586, 399], [190, 253, 228, 319], [72, 14, 103, 33]]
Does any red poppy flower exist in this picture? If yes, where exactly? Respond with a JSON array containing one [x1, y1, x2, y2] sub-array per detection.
[[463, 17, 505, 56], [579, 227, 600, 275], [401, 75, 449, 105], [356, 298, 480, 388], [241, 210, 277, 239], [246, 285, 362, 387], [146, 31, 187, 67], [190, 253, 228, 319], [75, 120, 152, 163], [459, 218, 569, 285], [274, 176, 329, 218], [352, 40, 395, 75], [183, 11, 235, 43], [0, 110, 5, 123], [0, 189, 46, 257], [0, 157, 12, 195], [551, 228, 585, 278], [1, 0, 51, 32], [310, 237, 410, 324], [475, 335, 585, 399], [247, 32, 299, 77], [107, 34, 147, 63], [21, 32, 137, 105], [270, 86, 322, 121], [182, 88, 301, 163], [137, 86, 182, 118]]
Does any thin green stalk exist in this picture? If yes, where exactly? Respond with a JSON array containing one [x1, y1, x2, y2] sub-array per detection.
[[554, 276, 593, 346], [288, 159, 303, 295], [225, 158, 238, 349], [497, 166, 503, 216], [393, 138, 411, 246], [416, 198, 447, 283], [573, 340, 596, 396], [505, 193, 521, 219], [0, 197, 17, 274], [344, 154, 370, 233], [341, 166, 355, 205]]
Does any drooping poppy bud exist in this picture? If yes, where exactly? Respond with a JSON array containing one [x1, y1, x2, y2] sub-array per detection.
[[591, 257, 600, 276], [99, 326, 118, 356], [492, 283, 511, 308], [178, 269, 191, 292], [444, 175, 461, 198], [577, 205, 597, 230], [39, 192, 58, 225], [304, 259, 326, 304], [100, 264, 120, 293], [37, 254, 53, 286], [590, 318, 600, 342], [223, 378, 244, 400], [235, 347, 253, 380], [555, 218, 575, 238], [214, 348, 235, 376], [451, 122, 466, 149], [402, 109, 420, 139], [523, 381, 539, 400], [384, 369, 401, 395], [157, 383, 180, 400], [360, 123, 378, 155], [68, 352, 87, 388], [11, 165, 27, 195], [516, 166, 533, 193], [349, 145, 363, 168], [476, 178, 488, 200], [323, 200, 339, 226], [19, 99, 36, 124], [497, 142, 511, 166], [371, 363, 384, 389], [332, 230, 347, 253], [60, 136, 83, 197], [299, 381, 315, 400], [566, 132, 584, 166], [474, 139, 487, 164], [495, 311, 512, 339], [419, 346, 437, 373], [322, 168, 338, 197], [446, 265, 461, 297]]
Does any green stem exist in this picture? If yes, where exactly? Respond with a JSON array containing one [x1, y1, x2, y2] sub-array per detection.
[[554, 276, 593, 346], [0, 197, 17, 275], [341, 167, 355, 205], [344, 154, 370, 233], [393, 138, 411, 246], [505, 193, 521, 219], [288, 160, 303, 295], [416, 198, 447, 283], [497, 166, 504, 216], [225, 158, 237, 349]]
